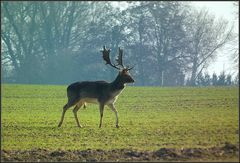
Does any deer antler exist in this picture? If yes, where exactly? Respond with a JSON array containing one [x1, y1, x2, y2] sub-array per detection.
[[126, 65, 134, 71], [117, 47, 134, 71], [115, 47, 124, 68], [101, 46, 134, 71], [101, 46, 120, 70]]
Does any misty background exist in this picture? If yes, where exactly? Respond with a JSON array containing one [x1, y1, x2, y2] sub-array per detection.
[[1, 1, 239, 86]]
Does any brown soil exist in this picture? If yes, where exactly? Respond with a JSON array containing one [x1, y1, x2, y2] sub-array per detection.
[[1, 143, 239, 162]]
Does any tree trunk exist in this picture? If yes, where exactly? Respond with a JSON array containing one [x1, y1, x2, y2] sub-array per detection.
[[190, 58, 198, 86]]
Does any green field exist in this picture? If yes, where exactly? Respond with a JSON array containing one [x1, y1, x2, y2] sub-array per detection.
[[1, 84, 239, 160]]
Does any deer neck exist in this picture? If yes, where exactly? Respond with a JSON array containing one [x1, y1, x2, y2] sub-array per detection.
[[111, 75, 125, 91]]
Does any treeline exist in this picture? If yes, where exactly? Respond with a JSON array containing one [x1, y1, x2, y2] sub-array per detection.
[[1, 2, 238, 86], [186, 72, 238, 86]]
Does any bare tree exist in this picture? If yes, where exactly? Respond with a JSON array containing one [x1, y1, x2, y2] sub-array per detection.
[[1, 2, 90, 84], [186, 9, 235, 86], [124, 2, 190, 86], [2, 2, 42, 83], [229, 1, 239, 72]]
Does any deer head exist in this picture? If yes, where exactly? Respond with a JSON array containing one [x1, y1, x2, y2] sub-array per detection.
[[101, 46, 134, 83]]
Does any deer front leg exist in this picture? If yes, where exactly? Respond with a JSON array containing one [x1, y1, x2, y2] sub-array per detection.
[[108, 103, 119, 128], [99, 103, 105, 128], [73, 102, 83, 128]]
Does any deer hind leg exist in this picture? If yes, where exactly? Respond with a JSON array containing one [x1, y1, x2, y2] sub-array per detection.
[[73, 101, 84, 128], [99, 103, 105, 128], [108, 104, 119, 128], [58, 99, 77, 127]]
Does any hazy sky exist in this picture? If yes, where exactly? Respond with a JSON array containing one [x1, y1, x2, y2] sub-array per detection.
[[190, 1, 238, 76]]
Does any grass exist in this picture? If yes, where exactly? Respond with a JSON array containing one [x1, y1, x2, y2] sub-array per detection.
[[1, 84, 239, 151]]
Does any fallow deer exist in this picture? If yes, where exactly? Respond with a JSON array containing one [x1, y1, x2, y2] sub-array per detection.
[[58, 46, 134, 128]]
